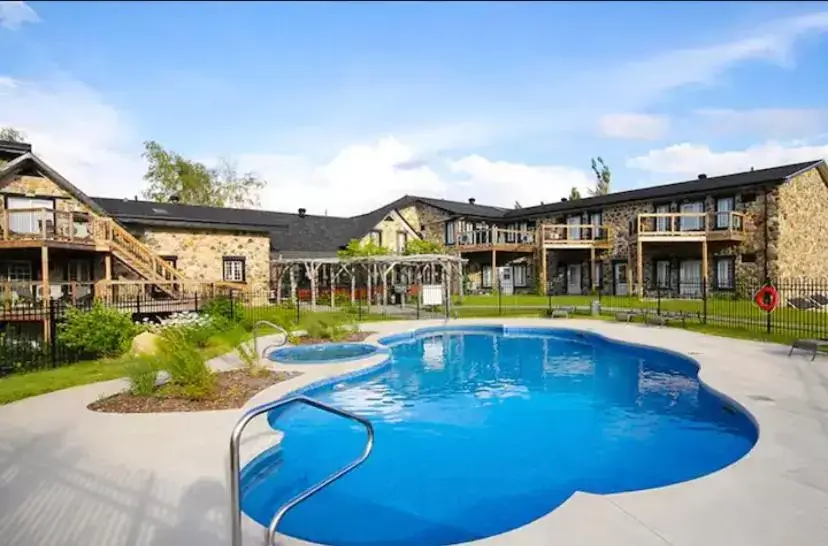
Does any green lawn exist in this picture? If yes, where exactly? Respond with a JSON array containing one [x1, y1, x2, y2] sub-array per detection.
[[0, 358, 130, 405]]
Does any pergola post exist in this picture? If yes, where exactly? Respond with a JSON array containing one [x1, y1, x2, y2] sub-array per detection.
[[366, 263, 373, 311], [458, 261, 464, 302], [350, 267, 356, 304], [303, 261, 321, 311], [383, 262, 396, 309], [289, 266, 297, 304]]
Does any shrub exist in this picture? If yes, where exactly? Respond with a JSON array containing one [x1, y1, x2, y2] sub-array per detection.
[[140, 311, 225, 348], [156, 328, 214, 398], [236, 339, 268, 377], [239, 305, 297, 332], [202, 296, 236, 322], [59, 301, 139, 358], [300, 312, 355, 341], [124, 356, 158, 396]]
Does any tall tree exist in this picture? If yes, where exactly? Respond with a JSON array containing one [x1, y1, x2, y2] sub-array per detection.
[[0, 127, 27, 143], [589, 157, 611, 196], [141, 140, 265, 208], [568, 187, 582, 200]]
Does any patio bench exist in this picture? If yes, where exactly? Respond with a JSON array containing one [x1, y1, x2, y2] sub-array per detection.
[[788, 338, 828, 361], [547, 305, 575, 319]]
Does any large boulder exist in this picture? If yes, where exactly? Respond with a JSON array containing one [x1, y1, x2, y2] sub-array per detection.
[[131, 331, 162, 356]]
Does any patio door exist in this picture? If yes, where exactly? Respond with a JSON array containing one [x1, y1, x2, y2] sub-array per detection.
[[679, 202, 704, 231], [567, 215, 581, 240], [7, 197, 54, 235], [679, 260, 702, 297], [67, 259, 92, 299], [613, 262, 628, 296], [567, 264, 582, 295], [655, 204, 670, 232], [715, 197, 734, 229]]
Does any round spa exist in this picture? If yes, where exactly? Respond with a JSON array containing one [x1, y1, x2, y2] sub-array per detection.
[[267, 342, 381, 364]]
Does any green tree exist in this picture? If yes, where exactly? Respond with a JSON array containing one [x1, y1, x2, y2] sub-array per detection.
[[0, 127, 27, 143], [141, 140, 265, 208], [589, 157, 611, 196], [568, 187, 582, 200], [404, 239, 445, 255], [337, 238, 390, 258]]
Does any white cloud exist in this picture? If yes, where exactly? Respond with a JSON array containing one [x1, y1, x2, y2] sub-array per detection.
[[0, 76, 145, 198], [598, 113, 669, 140], [694, 108, 828, 138], [627, 141, 828, 177], [449, 155, 592, 208], [0, 1, 39, 30]]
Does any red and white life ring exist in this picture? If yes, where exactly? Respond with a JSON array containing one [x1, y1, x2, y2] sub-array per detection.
[[754, 284, 779, 312]]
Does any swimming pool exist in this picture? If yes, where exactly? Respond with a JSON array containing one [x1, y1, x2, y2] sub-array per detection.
[[268, 342, 380, 364], [242, 325, 757, 545]]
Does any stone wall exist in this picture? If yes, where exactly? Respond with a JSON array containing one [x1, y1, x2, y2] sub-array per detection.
[[358, 211, 417, 253], [140, 228, 272, 292], [776, 166, 828, 280], [399, 203, 451, 243], [0, 174, 94, 214]]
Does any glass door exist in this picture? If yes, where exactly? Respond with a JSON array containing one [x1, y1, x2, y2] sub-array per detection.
[[679, 202, 704, 231]]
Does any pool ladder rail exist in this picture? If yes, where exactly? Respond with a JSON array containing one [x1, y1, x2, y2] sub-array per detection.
[[253, 320, 289, 358], [229, 395, 375, 546]]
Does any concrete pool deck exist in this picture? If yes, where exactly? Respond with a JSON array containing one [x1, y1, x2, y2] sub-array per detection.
[[0, 318, 826, 546]]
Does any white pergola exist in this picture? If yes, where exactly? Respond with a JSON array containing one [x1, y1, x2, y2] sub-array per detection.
[[270, 254, 466, 310]]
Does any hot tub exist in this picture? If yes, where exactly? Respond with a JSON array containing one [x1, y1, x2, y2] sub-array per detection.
[[267, 343, 381, 364]]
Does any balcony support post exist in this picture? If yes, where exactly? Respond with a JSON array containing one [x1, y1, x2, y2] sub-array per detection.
[[590, 247, 596, 291], [701, 238, 708, 292], [41, 245, 50, 341], [636, 239, 644, 297]]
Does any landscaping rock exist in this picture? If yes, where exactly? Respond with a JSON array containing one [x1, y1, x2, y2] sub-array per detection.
[[131, 332, 162, 356]]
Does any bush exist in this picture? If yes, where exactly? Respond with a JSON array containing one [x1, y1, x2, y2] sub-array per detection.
[[59, 301, 139, 358], [156, 328, 214, 398], [239, 305, 297, 332], [0, 334, 48, 375], [202, 296, 236, 322], [300, 312, 355, 341], [124, 356, 158, 396], [140, 311, 226, 348]]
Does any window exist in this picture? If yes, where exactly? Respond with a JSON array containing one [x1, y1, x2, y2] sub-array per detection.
[[222, 257, 246, 282], [654, 204, 670, 232], [679, 201, 704, 231], [715, 197, 735, 229], [368, 230, 382, 247], [160, 255, 178, 269], [513, 264, 527, 287], [444, 221, 455, 245], [6, 197, 55, 235], [482, 265, 493, 288], [655, 260, 671, 288], [589, 212, 602, 240], [396, 232, 408, 253], [715, 257, 735, 290], [3, 261, 32, 281], [566, 215, 581, 240]]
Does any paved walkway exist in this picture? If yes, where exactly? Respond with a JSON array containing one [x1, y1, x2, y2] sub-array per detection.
[[1, 319, 827, 546]]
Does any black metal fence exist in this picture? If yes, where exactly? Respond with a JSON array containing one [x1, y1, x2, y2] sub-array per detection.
[[2, 277, 827, 376]]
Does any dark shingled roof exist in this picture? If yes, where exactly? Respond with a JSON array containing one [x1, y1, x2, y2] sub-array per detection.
[[504, 160, 825, 218]]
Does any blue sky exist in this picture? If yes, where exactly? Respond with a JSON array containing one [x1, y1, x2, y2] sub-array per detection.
[[1, 1, 828, 215]]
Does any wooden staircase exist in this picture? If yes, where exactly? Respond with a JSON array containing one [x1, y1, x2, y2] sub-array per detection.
[[95, 219, 190, 298]]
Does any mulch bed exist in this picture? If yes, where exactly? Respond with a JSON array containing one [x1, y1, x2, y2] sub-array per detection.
[[293, 331, 375, 345], [88, 369, 300, 414]]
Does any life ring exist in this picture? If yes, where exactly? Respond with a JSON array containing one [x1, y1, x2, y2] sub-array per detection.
[[754, 284, 779, 312]]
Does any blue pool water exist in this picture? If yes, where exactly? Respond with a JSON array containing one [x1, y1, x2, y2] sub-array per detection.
[[268, 342, 380, 363], [242, 326, 757, 545]]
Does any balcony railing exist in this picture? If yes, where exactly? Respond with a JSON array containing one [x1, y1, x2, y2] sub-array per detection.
[[541, 224, 612, 247], [453, 227, 535, 249], [636, 211, 745, 240], [0, 208, 107, 244]]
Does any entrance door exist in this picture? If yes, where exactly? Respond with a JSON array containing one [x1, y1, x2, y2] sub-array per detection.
[[679, 260, 702, 297], [67, 259, 92, 299], [498, 266, 514, 295], [7, 197, 54, 235], [613, 262, 628, 296], [567, 264, 582, 295]]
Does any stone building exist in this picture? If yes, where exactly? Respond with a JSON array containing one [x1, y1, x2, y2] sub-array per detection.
[[2, 137, 826, 326]]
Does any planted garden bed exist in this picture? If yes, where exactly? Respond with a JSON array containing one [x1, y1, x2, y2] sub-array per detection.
[[89, 368, 299, 413]]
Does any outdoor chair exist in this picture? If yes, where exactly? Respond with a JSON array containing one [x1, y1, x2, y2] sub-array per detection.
[[547, 305, 575, 319], [787, 297, 819, 310], [810, 293, 828, 307], [789, 338, 828, 361]]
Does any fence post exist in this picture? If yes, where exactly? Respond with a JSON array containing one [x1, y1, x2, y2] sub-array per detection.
[[766, 280, 772, 334], [49, 298, 57, 367], [657, 284, 662, 316], [498, 278, 502, 316], [416, 286, 420, 320], [547, 291, 552, 315], [135, 294, 141, 315], [702, 279, 708, 325], [229, 290, 235, 320], [194, 292, 199, 312]]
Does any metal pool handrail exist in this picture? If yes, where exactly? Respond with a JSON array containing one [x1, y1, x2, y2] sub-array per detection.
[[253, 320, 288, 358], [228, 395, 375, 546]]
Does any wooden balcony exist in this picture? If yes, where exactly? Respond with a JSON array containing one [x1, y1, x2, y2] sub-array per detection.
[[452, 227, 536, 253], [541, 224, 613, 250], [0, 208, 110, 250], [635, 211, 746, 243]]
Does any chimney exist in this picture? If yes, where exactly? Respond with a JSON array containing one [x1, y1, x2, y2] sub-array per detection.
[[561, 197, 568, 202], [468, 197, 476, 205], [698, 174, 707, 180], [750, 166, 755, 172], [298, 207, 307, 218], [169, 194, 180, 203], [133, 195, 138, 201]]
